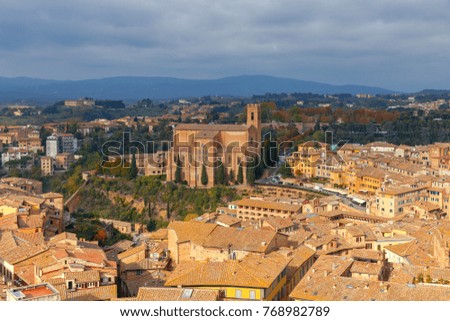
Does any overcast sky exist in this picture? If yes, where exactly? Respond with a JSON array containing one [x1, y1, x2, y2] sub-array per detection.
[[1, 0, 450, 91]]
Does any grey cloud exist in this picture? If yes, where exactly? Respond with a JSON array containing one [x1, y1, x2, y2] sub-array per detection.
[[0, 0, 450, 91]]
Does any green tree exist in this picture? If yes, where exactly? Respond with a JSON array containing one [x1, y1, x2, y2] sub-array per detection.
[[246, 159, 256, 186], [40, 127, 52, 146], [147, 218, 157, 232], [229, 169, 235, 184], [166, 198, 171, 219], [237, 163, 244, 184], [279, 162, 293, 178], [201, 164, 208, 186], [263, 136, 271, 167], [175, 156, 182, 183], [215, 160, 226, 185], [312, 130, 325, 142], [270, 139, 278, 167], [255, 155, 264, 180], [128, 151, 138, 179]]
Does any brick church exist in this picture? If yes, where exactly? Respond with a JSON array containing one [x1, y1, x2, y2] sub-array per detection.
[[167, 104, 262, 187]]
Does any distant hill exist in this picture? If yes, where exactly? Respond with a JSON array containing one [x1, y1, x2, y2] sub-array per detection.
[[0, 75, 396, 103]]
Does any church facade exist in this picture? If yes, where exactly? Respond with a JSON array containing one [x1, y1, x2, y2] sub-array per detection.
[[167, 104, 262, 187]]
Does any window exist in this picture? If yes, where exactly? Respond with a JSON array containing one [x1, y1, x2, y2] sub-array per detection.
[[249, 290, 256, 300], [251, 112, 254, 121], [235, 289, 242, 298]]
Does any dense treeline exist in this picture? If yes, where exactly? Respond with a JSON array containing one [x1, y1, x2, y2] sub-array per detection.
[[77, 176, 241, 228], [330, 110, 450, 145]]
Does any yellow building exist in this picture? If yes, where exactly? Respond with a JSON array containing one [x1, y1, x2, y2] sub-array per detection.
[[40, 156, 54, 176], [374, 186, 427, 218], [165, 252, 291, 301], [288, 143, 322, 178], [351, 167, 385, 195], [288, 142, 343, 180]]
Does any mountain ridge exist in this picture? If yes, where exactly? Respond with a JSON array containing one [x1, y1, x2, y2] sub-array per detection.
[[0, 75, 396, 103]]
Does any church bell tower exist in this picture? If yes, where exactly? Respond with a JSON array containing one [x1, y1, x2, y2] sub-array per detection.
[[246, 103, 262, 145]]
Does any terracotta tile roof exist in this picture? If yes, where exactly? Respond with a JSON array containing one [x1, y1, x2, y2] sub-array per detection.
[[0, 231, 48, 265], [49, 232, 78, 244], [345, 226, 366, 237], [165, 252, 291, 289], [232, 198, 302, 212], [15, 265, 37, 285], [52, 248, 69, 260], [285, 246, 316, 280], [33, 254, 59, 269], [0, 214, 19, 231], [17, 214, 43, 229], [123, 271, 168, 295], [118, 241, 167, 261], [72, 247, 107, 266], [263, 217, 296, 230], [24, 278, 63, 300], [41, 192, 63, 199], [12, 230, 44, 245], [350, 249, 384, 262], [355, 167, 386, 179], [136, 287, 220, 301], [412, 202, 441, 212], [350, 261, 383, 276], [385, 241, 417, 258], [201, 226, 279, 253], [175, 123, 247, 132], [216, 215, 241, 227], [8, 194, 45, 206], [380, 185, 427, 196], [104, 239, 134, 261], [117, 243, 146, 260], [290, 255, 450, 301], [168, 221, 217, 244], [143, 228, 169, 241], [389, 264, 450, 284], [288, 230, 313, 248], [384, 239, 439, 267], [64, 271, 101, 283], [65, 284, 117, 301], [292, 277, 450, 301], [121, 258, 169, 272]]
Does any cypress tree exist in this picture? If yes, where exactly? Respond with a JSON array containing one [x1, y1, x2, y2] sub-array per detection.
[[129, 151, 138, 179], [270, 139, 278, 167], [201, 163, 208, 186], [215, 160, 225, 185], [237, 163, 244, 184], [263, 137, 271, 167], [229, 169, 234, 184], [175, 156, 182, 183], [246, 158, 256, 186]]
